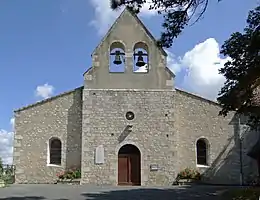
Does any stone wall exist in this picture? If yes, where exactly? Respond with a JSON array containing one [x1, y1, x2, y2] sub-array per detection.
[[238, 116, 259, 184], [174, 89, 257, 185], [81, 89, 176, 186], [13, 87, 83, 184]]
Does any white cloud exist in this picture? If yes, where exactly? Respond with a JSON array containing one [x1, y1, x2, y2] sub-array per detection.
[[35, 83, 55, 99], [89, 0, 157, 35], [0, 118, 14, 165], [167, 38, 230, 100], [134, 64, 148, 73], [10, 118, 14, 129], [165, 50, 183, 74]]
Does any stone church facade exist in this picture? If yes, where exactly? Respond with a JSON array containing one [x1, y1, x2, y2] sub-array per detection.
[[13, 8, 259, 186]]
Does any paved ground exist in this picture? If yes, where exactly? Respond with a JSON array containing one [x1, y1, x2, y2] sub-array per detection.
[[0, 184, 232, 200]]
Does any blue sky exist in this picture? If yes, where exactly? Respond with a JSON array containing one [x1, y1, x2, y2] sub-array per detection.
[[0, 0, 258, 164]]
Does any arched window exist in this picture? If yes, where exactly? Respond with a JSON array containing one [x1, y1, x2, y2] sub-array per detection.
[[196, 138, 209, 166], [133, 42, 149, 73], [109, 41, 126, 73], [48, 138, 62, 165]]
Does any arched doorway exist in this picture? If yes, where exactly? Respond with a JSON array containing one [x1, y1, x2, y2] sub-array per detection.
[[118, 144, 141, 186]]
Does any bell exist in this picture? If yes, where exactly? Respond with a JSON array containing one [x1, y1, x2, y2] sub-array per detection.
[[135, 51, 146, 67], [113, 50, 122, 65]]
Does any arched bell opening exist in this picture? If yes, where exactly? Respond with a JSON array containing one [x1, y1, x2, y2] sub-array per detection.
[[109, 41, 126, 73], [133, 42, 149, 73], [118, 144, 141, 186]]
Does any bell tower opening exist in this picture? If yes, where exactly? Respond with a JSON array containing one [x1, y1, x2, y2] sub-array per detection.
[[109, 41, 126, 73], [133, 42, 149, 73]]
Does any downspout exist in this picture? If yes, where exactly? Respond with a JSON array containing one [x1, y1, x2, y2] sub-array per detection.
[[238, 115, 244, 185]]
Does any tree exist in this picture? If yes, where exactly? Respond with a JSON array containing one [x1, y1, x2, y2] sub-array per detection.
[[218, 6, 260, 129], [110, 0, 221, 48]]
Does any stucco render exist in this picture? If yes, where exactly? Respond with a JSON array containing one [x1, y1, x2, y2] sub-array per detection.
[[13, 7, 258, 186]]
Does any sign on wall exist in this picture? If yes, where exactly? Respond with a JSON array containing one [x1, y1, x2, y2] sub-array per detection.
[[150, 164, 159, 171], [95, 145, 105, 164]]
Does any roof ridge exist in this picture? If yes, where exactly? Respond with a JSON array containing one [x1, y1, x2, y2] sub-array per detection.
[[14, 86, 83, 113]]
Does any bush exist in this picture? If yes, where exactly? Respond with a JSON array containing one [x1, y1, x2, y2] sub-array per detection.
[[176, 168, 201, 181], [0, 173, 14, 184], [0, 161, 15, 184], [57, 168, 81, 180]]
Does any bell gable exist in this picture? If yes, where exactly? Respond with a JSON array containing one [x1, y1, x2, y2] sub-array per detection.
[[84, 7, 174, 89]]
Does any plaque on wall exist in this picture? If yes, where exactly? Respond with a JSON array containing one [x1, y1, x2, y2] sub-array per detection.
[[95, 145, 104, 164], [150, 164, 159, 171]]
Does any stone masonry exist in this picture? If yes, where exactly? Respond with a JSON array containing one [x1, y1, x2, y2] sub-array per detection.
[[81, 89, 175, 186], [13, 7, 259, 186], [14, 88, 83, 183]]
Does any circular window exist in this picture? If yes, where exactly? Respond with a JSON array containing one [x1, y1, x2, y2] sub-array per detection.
[[126, 111, 135, 120]]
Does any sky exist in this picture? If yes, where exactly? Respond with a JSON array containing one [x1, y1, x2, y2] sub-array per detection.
[[0, 0, 258, 164]]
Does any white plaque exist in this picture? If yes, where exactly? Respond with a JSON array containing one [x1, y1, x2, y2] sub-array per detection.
[[95, 145, 104, 164]]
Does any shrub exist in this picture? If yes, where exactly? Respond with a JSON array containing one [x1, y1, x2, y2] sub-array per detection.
[[0, 173, 14, 184], [0, 162, 15, 184], [57, 168, 81, 180], [176, 168, 201, 181]]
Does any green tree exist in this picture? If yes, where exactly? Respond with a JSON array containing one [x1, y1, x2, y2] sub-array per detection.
[[110, 0, 222, 48], [218, 6, 260, 128]]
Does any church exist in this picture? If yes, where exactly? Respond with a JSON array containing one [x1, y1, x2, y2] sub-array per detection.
[[13, 7, 259, 186]]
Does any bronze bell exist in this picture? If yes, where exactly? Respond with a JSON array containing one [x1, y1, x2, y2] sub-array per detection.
[[113, 50, 122, 65], [135, 51, 146, 67]]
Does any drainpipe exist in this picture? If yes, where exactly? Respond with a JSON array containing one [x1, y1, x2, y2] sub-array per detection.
[[238, 115, 244, 186]]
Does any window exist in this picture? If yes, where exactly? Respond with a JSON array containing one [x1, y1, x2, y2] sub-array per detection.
[[48, 138, 62, 165], [196, 138, 208, 166], [125, 111, 135, 120]]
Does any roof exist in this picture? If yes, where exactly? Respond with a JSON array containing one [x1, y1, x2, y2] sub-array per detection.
[[175, 87, 221, 107], [14, 86, 83, 113]]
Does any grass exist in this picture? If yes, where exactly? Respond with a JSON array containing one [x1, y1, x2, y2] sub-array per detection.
[[221, 187, 260, 200]]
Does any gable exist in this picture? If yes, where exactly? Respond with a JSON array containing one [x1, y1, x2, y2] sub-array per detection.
[[84, 7, 174, 90], [91, 7, 167, 57]]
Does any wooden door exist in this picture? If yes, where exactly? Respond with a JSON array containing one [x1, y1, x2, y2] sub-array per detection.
[[118, 154, 141, 185], [118, 155, 129, 185], [130, 154, 141, 185]]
